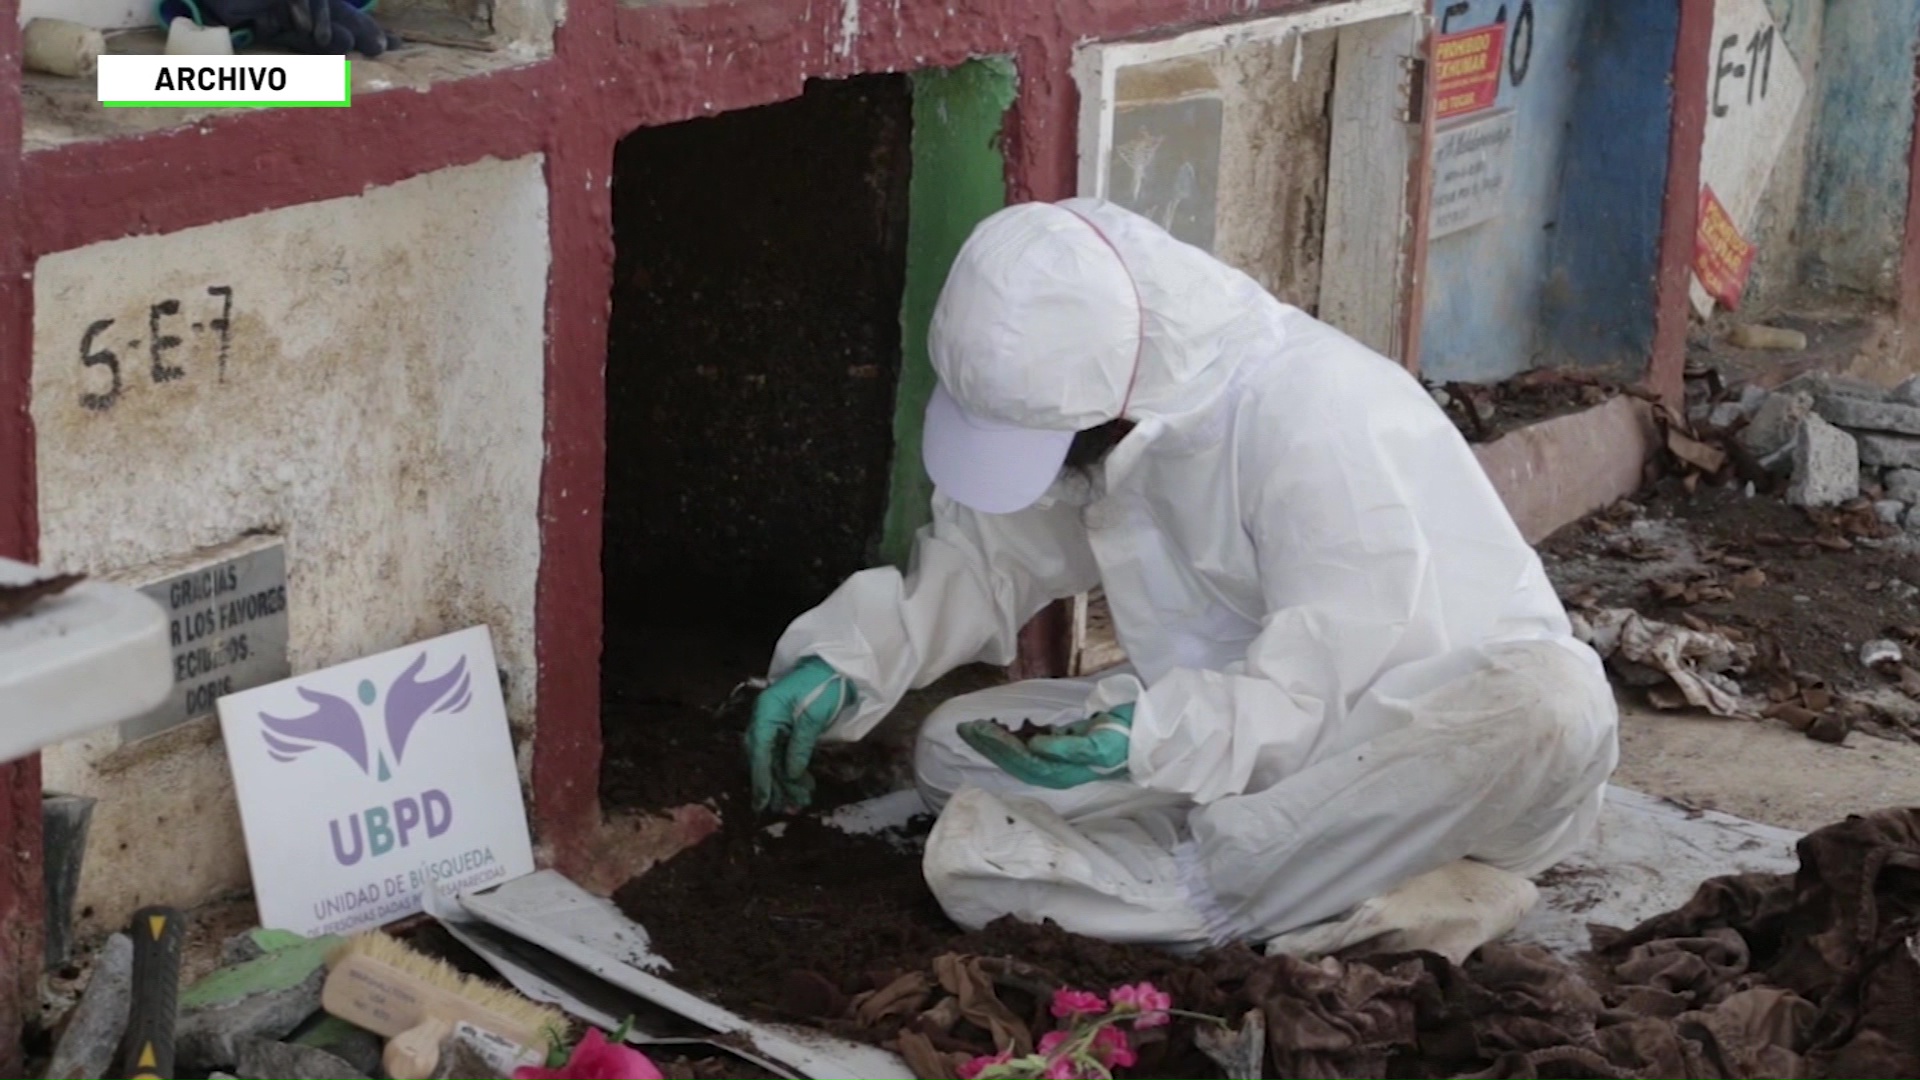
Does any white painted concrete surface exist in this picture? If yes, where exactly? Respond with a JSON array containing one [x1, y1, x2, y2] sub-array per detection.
[[1516, 785, 1802, 957], [31, 155, 550, 936]]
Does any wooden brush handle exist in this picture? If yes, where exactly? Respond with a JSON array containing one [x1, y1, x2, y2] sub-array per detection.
[[383, 1015, 455, 1080]]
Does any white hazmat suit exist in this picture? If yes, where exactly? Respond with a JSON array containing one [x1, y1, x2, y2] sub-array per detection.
[[768, 198, 1619, 954]]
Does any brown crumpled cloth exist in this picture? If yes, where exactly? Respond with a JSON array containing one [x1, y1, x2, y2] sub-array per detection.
[[816, 808, 1920, 1080]]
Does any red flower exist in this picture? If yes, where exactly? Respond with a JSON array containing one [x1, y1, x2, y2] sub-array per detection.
[[1109, 982, 1171, 1029], [1049, 989, 1108, 1020], [958, 1050, 1012, 1078], [514, 1029, 664, 1080], [1092, 1026, 1137, 1069]]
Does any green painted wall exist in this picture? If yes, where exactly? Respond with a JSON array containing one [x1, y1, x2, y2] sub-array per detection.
[[880, 57, 1018, 569]]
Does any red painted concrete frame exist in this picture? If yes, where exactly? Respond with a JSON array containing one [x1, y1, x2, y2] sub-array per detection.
[[535, 0, 1360, 867], [1, 0, 42, 1065], [1647, 0, 1715, 407]]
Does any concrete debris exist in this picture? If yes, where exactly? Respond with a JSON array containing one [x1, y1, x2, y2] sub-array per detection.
[[222, 928, 308, 967], [1737, 383, 1771, 416], [1741, 390, 1814, 458], [1857, 433, 1920, 469], [46, 933, 133, 1080], [1727, 323, 1808, 351], [176, 963, 327, 1072], [1875, 500, 1906, 525], [1891, 376, 1920, 407], [1884, 469, 1920, 506], [1779, 371, 1888, 402], [290, 1016, 385, 1079], [1811, 395, 1920, 437], [1861, 640, 1904, 670], [1788, 415, 1860, 508], [232, 1037, 371, 1080], [1572, 607, 1753, 717], [1706, 401, 1747, 429]]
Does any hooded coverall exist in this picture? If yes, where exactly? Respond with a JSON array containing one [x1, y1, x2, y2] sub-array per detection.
[[765, 198, 1620, 951]]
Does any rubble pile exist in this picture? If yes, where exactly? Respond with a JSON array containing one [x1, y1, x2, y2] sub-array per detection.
[[35, 925, 759, 1080], [1710, 371, 1920, 518], [1536, 368, 1920, 747]]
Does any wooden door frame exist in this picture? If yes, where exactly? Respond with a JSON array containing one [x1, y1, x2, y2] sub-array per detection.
[[1049, 0, 1437, 678]]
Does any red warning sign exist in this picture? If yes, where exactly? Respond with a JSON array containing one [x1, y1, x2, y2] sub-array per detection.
[[1433, 24, 1506, 120], [1694, 185, 1757, 310]]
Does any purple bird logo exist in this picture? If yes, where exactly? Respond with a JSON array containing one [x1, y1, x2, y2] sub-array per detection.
[[258, 652, 475, 782]]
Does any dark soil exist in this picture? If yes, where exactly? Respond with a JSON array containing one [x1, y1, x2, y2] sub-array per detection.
[[604, 72, 915, 625], [1540, 477, 1920, 703], [612, 809, 949, 1016], [598, 619, 907, 815], [614, 834, 1243, 1078], [1433, 367, 1637, 444]]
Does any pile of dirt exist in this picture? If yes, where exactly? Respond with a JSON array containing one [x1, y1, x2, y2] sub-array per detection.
[[614, 830, 1252, 1078], [618, 809, 1920, 1080], [1541, 478, 1920, 731], [601, 683, 905, 813], [1431, 367, 1639, 444], [612, 811, 949, 1016]]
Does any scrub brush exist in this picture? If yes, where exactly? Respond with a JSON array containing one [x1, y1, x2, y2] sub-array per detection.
[[320, 932, 568, 1079]]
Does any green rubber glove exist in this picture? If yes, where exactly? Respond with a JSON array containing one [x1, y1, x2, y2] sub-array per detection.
[[746, 658, 855, 813], [958, 704, 1134, 790]]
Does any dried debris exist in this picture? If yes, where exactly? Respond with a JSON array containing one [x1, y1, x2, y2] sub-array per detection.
[[1429, 367, 1649, 444], [0, 572, 84, 621], [1544, 370, 1920, 745], [1572, 608, 1754, 717]]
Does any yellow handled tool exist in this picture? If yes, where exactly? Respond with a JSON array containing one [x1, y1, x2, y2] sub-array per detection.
[[115, 906, 185, 1080]]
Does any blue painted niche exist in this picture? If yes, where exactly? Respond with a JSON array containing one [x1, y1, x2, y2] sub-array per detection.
[[1418, 0, 1680, 383]]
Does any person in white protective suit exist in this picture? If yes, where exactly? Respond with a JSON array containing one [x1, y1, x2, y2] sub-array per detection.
[[743, 197, 1620, 961]]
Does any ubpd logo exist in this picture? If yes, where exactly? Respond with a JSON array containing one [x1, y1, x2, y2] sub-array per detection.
[[255, 652, 473, 866]]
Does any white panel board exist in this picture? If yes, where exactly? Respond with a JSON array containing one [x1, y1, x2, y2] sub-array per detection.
[[1689, 0, 1807, 313]]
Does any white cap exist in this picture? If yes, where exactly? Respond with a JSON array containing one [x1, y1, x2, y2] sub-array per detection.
[[921, 383, 1075, 515]]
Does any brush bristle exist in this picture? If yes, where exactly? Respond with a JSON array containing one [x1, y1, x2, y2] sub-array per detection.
[[330, 932, 569, 1041]]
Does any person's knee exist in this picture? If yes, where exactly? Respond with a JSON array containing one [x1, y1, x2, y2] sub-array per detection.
[[1447, 643, 1616, 782], [1500, 645, 1617, 783]]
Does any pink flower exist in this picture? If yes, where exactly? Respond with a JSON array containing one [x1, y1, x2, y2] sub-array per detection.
[[1109, 982, 1172, 1028], [1038, 1031, 1070, 1055], [1050, 988, 1108, 1020], [958, 1050, 1012, 1079], [514, 1029, 663, 1080], [1092, 1026, 1137, 1069]]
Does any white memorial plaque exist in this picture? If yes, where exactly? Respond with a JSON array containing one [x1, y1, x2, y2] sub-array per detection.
[[218, 625, 534, 937]]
